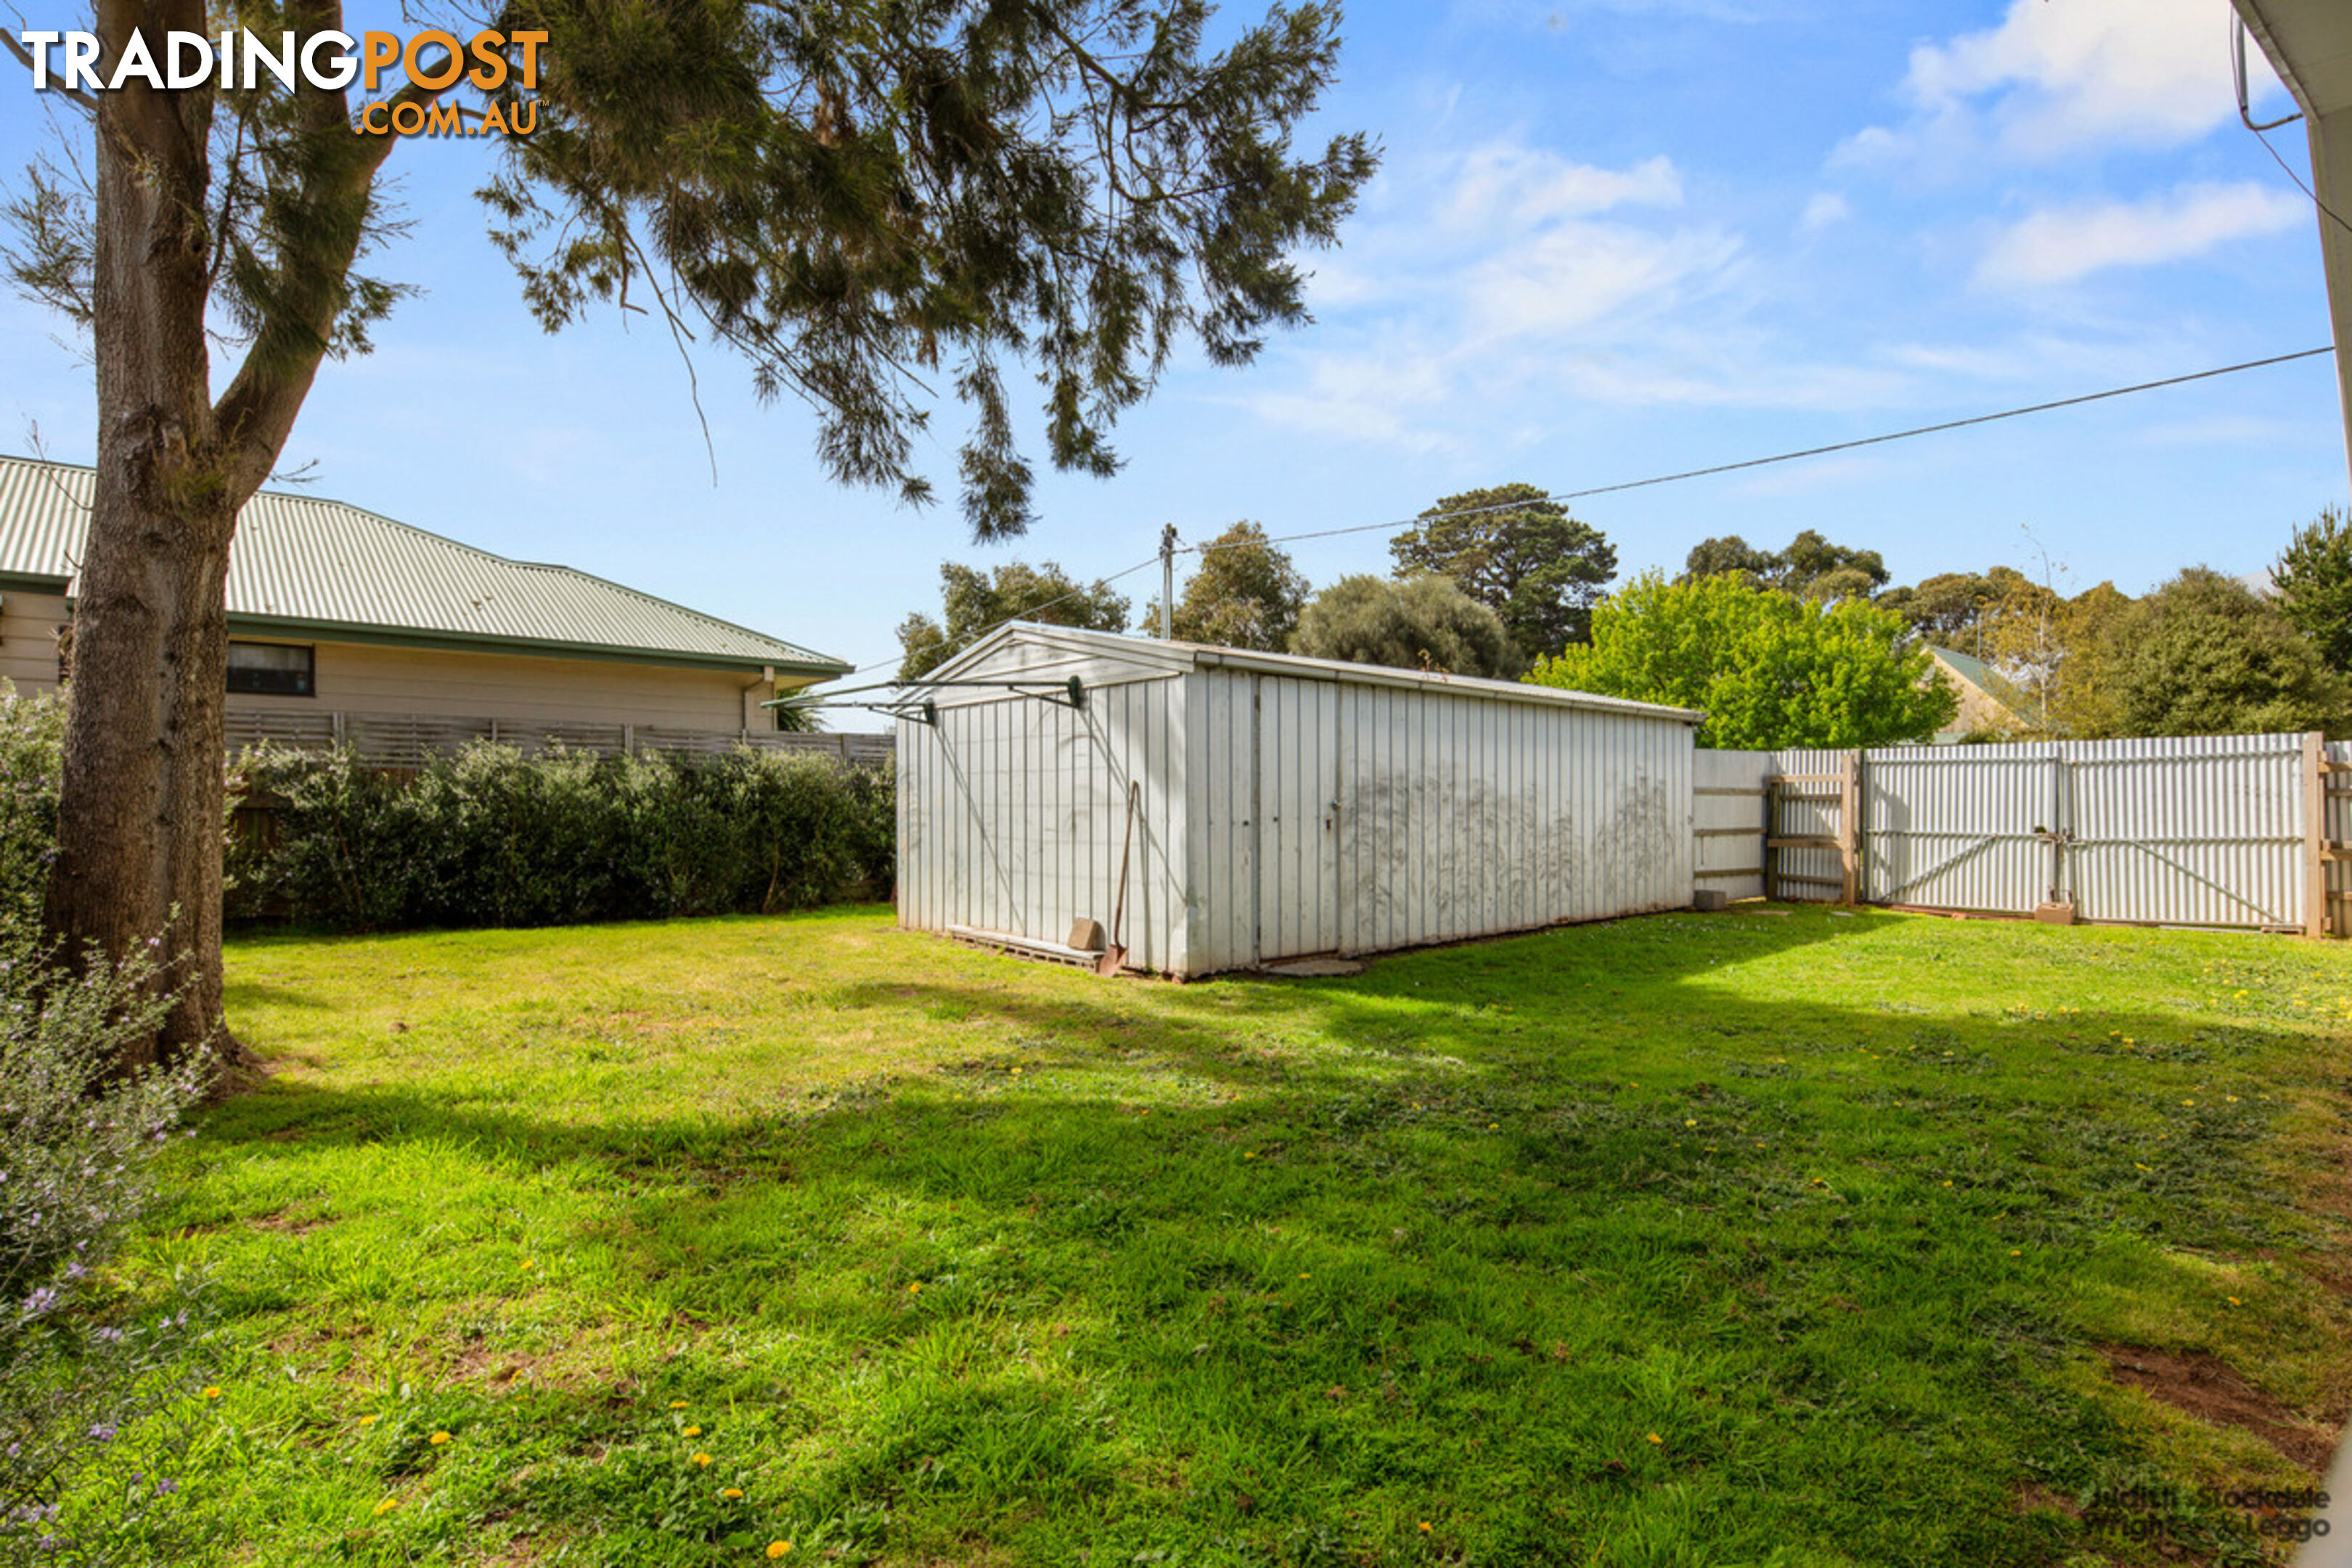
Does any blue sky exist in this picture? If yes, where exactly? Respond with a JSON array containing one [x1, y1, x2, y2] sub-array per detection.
[[2, 0, 2346, 694]]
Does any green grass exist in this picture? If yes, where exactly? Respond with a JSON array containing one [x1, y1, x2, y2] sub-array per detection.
[[134, 905, 2352, 1565]]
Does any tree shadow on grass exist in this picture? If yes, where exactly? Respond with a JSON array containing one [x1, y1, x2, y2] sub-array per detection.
[[179, 908, 2352, 1566]]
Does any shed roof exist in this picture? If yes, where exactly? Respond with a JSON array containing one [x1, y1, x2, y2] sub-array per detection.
[[925, 622, 1704, 724], [0, 454, 849, 676]]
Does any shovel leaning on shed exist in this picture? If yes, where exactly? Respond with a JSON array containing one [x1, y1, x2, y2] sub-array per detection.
[[1099, 781, 1140, 977]]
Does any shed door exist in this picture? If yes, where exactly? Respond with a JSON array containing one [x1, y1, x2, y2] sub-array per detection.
[[1254, 676, 1343, 963]]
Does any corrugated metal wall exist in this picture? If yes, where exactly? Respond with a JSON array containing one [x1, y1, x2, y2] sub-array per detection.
[[2328, 741, 2352, 934], [897, 679, 1189, 973], [1697, 733, 2316, 929], [1863, 745, 2056, 913], [1188, 671, 1694, 969], [1694, 751, 1769, 901], [2059, 735, 2306, 928]]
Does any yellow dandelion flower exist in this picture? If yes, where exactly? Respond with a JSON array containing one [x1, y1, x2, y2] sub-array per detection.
[[202, 1387, 221, 1401], [907, 1282, 923, 1295], [429, 1432, 451, 1446], [2228, 1296, 2242, 1307], [722, 1487, 744, 1500], [1684, 1119, 1696, 1128], [669, 1400, 689, 1410], [1418, 1520, 1433, 1532], [1645, 1432, 1664, 1445], [685, 1425, 703, 1437], [1243, 1151, 1256, 1159], [767, 1543, 793, 1559], [357, 1414, 377, 1426], [372, 1498, 399, 1516], [692, 1452, 713, 1467], [2010, 1249, 2022, 1257], [1487, 1122, 1498, 1130], [2135, 1163, 2150, 1172]]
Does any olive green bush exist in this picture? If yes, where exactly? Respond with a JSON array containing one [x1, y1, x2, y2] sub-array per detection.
[[231, 743, 894, 932]]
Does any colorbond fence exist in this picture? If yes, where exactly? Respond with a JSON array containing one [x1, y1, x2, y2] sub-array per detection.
[[1700, 733, 2344, 934]]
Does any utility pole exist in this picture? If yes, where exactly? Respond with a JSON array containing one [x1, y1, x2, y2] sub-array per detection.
[[1159, 524, 1179, 640]]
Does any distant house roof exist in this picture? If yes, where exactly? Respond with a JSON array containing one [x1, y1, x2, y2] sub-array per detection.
[[1927, 645, 1999, 692], [0, 455, 847, 677], [1925, 645, 2022, 741]]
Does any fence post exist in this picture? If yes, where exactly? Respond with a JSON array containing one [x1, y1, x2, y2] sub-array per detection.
[[2305, 730, 2329, 939], [1838, 751, 1861, 906]]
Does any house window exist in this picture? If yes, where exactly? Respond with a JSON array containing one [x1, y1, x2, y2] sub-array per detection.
[[226, 642, 314, 697]]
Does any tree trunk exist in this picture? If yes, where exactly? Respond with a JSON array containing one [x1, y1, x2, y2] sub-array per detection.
[[46, 0, 256, 1081]]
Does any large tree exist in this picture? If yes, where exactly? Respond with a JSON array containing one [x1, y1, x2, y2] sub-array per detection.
[[1682, 530, 1886, 602], [2272, 506, 2352, 675], [1389, 482, 1615, 656], [1289, 573, 1517, 678], [1148, 520, 1307, 650], [897, 560, 1131, 679], [2096, 568, 2345, 739], [1532, 571, 1955, 749], [4, 0, 1373, 1070]]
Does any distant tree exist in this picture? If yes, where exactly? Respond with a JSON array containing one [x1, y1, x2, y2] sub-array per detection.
[[2272, 507, 2352, 674], [1775, 530, 1888, 599], [2045, 581, 2136, 739], [1146, 523, 1310, 650], [1389, 484, 1616, 655], [1289, 574, 1519, 678], [1683, 530, 1886, 600], [2099, 568, 2346, 738], [1883, 571, 2001, 648], [1531, 572, 1956, 748], [897, 562, 1131, 680], [1682, 535, 1779, 587]]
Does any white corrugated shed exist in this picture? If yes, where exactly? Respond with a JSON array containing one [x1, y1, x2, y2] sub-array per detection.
[[897, 624, 1702, 976]]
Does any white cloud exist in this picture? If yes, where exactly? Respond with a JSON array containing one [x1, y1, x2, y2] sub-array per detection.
[[1465, 224, 1734, 340], [1443, 147, 1682, 229], [1837, 0, 2289, 170], [1800, 192, 1850, 231], [1975, 182, 2305, 287], [1239, 140, 1744, 443]]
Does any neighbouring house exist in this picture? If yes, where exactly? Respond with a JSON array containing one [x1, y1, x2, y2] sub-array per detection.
[[1925, 646, 2023, 743], [0, 454, 852, 755]]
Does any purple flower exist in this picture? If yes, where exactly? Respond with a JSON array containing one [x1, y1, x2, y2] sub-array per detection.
[[86, 1422, 116, 1443]]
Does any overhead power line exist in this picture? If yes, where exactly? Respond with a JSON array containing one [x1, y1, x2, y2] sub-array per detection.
[[1196, 346, 2338, 555], [827, 343, 2335, 690]]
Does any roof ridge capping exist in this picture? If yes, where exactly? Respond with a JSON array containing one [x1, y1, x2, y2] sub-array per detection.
[[928, 622, 1704, 723]]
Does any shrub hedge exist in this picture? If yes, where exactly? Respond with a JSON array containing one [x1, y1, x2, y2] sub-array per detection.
[[229, 743, 896, 931]]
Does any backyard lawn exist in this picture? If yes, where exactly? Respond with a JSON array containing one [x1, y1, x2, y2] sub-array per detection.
[[143, 905, 2352, 1564]]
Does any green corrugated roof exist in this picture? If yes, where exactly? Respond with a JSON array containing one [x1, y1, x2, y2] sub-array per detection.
[[0, 455, 847, 675], [1927, 645, 2001, 692]]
